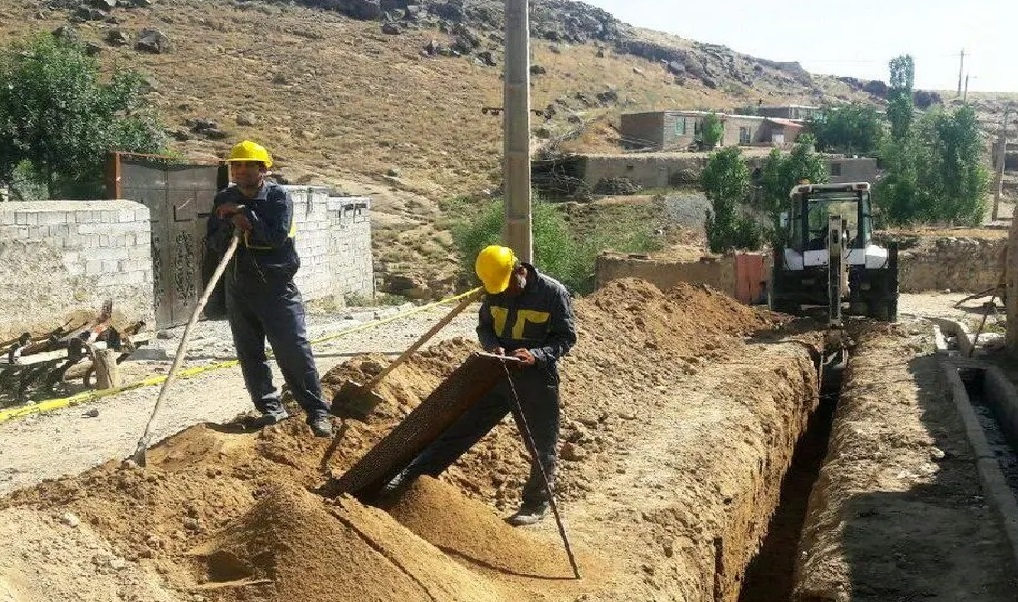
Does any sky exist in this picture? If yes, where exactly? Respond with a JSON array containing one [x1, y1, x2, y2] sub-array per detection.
[[579, 0, 1016, 93]]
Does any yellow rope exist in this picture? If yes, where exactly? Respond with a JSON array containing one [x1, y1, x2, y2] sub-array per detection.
[[0, 287, 481, 425]]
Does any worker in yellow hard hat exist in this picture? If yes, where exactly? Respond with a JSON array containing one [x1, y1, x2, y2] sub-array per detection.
[[382, 245, 577, 526], [205, 140, 333, 438]]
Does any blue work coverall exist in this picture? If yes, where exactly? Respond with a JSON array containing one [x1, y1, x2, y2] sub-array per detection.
[[405, 263, 577, 506], [206, 182, 330, 421]]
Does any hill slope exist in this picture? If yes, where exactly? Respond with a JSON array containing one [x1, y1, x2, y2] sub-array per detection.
[[4, 0, 874, 292]]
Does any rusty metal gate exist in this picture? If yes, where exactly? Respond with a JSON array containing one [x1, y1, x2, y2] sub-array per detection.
[[106, 152, 226, 328]]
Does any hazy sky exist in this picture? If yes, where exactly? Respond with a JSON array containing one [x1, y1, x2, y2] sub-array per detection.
[[580, 0, 1015, 93]]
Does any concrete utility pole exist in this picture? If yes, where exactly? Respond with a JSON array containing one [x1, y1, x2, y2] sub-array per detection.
[[957, 49, 965, 97], [993, 107, 1012, 221], [963, 74, 970, 103], [503, 0, 533, 263]]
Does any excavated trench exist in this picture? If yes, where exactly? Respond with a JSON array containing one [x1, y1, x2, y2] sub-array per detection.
[[736, 346, 845, 602], [741, 352, 842, 602]]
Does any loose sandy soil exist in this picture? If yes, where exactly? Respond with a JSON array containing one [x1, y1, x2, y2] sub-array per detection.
[[1, 285, 1016, 602]]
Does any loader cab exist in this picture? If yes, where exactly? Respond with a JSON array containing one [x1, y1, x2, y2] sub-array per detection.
[[788, 182, 873, 253], [771, 181, 899, 322]]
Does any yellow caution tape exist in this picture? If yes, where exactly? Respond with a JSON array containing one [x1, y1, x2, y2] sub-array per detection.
[[0, 287, 481, 425]]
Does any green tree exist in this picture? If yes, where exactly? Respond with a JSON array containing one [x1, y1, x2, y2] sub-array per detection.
[[701, 147, 761, 252], [699, 112, 724, 150], [808, 103, 884, 155], [875, 58, 988, 227], [886, 55, 915, 142], [0, 34, 165, 199], [757, 135, 829, 229]]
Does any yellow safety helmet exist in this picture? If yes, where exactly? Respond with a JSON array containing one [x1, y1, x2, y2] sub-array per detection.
[[226, 140, 273, 169], [475, 245, 517, 294]]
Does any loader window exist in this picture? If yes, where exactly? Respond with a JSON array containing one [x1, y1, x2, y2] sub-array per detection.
[[806, 199, 862, 249]]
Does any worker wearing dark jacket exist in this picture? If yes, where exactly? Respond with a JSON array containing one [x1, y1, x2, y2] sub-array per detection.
[[383, 245, 576, 526], [206, 140, 332, 438]]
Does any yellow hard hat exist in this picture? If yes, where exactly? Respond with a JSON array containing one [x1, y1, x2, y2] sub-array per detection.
[[475, 245, 517, 294], [227, 140, 273, 169]]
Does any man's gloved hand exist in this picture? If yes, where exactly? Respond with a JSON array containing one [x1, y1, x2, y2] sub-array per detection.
[[215, 202, 243, 220]]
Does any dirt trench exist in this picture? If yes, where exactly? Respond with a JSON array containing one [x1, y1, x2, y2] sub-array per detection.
[[0, 280, 838, 602]]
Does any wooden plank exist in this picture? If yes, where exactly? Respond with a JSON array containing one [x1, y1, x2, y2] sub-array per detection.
[[8, 334, 153, 365], [326, 352, 514, 498]]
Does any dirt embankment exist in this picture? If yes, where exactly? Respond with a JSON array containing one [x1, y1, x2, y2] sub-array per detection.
[[0, 280, 826, 602], [793, 329, 1018, 602]]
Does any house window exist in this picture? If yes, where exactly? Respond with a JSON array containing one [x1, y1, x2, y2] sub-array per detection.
[[739, 127, 751, 144], [675, 117, 687, 135], [831, 163, 842, 176]]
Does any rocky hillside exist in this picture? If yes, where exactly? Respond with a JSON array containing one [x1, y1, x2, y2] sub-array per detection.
[[6, 0, 881, 294]]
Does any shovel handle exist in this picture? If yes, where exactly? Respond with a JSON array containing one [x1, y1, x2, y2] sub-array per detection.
[[131, 232, 241, 463], [367, 288, 482, 387]]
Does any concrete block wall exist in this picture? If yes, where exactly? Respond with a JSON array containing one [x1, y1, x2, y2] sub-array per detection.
[[327, 195, 373, 301], [286, 186, 373, 304], [0, 200, 154, 341]]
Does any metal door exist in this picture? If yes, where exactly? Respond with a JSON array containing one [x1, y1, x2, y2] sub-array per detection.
[[734, 253, 766, 305], [107, 153, 224, 328]]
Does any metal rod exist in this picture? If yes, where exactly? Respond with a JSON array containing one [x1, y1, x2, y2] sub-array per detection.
[[499, 361, 581, 579], [503, 0, 532, 262]]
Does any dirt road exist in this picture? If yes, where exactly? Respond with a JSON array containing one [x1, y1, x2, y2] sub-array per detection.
[[0, 305, 478, 496]]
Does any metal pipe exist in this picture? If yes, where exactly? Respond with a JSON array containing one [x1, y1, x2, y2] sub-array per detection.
[[503, 0, 533, 262]]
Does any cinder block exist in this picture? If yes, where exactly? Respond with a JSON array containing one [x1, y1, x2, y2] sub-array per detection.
[[85, 259, 103, 275]]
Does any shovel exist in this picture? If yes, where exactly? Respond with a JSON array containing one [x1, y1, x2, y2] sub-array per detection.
[[334, 287, 482, 419], [129, 231, 241, 467]]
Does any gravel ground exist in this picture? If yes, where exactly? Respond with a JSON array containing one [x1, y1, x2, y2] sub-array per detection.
[[0, 303, 479, 496], [662, 193, 710, 234]]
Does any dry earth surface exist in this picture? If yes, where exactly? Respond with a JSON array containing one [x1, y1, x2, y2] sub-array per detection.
[[1, 282, 1016, 601], [0, 0, 880, 289]]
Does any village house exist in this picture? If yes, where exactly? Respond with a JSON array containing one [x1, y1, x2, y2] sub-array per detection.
[[620, 107, 817, 151]]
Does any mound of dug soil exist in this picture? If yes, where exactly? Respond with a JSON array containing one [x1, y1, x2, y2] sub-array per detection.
[[388, 477, 576, 578], [189, 485, 502, 602], [0, 278, 785, 601]]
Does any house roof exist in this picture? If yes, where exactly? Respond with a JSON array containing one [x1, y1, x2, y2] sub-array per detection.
[[765, 117, 806, 129]]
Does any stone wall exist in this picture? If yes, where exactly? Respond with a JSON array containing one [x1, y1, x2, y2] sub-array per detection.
[[1006, 223, 1018, 352], [889, 236, 1006, 294], [0, 200, 154, 341], [285, 186, 374, 304]]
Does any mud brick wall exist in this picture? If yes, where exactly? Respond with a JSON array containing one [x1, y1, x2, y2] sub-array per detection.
[[0, 200, 154, 341], [286, 187, 373, 304], [595, 253, 737, 294], [895, 237, 1006, 294]]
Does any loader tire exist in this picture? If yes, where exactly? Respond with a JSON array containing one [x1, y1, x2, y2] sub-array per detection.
[[772, 300, 799, 315]]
